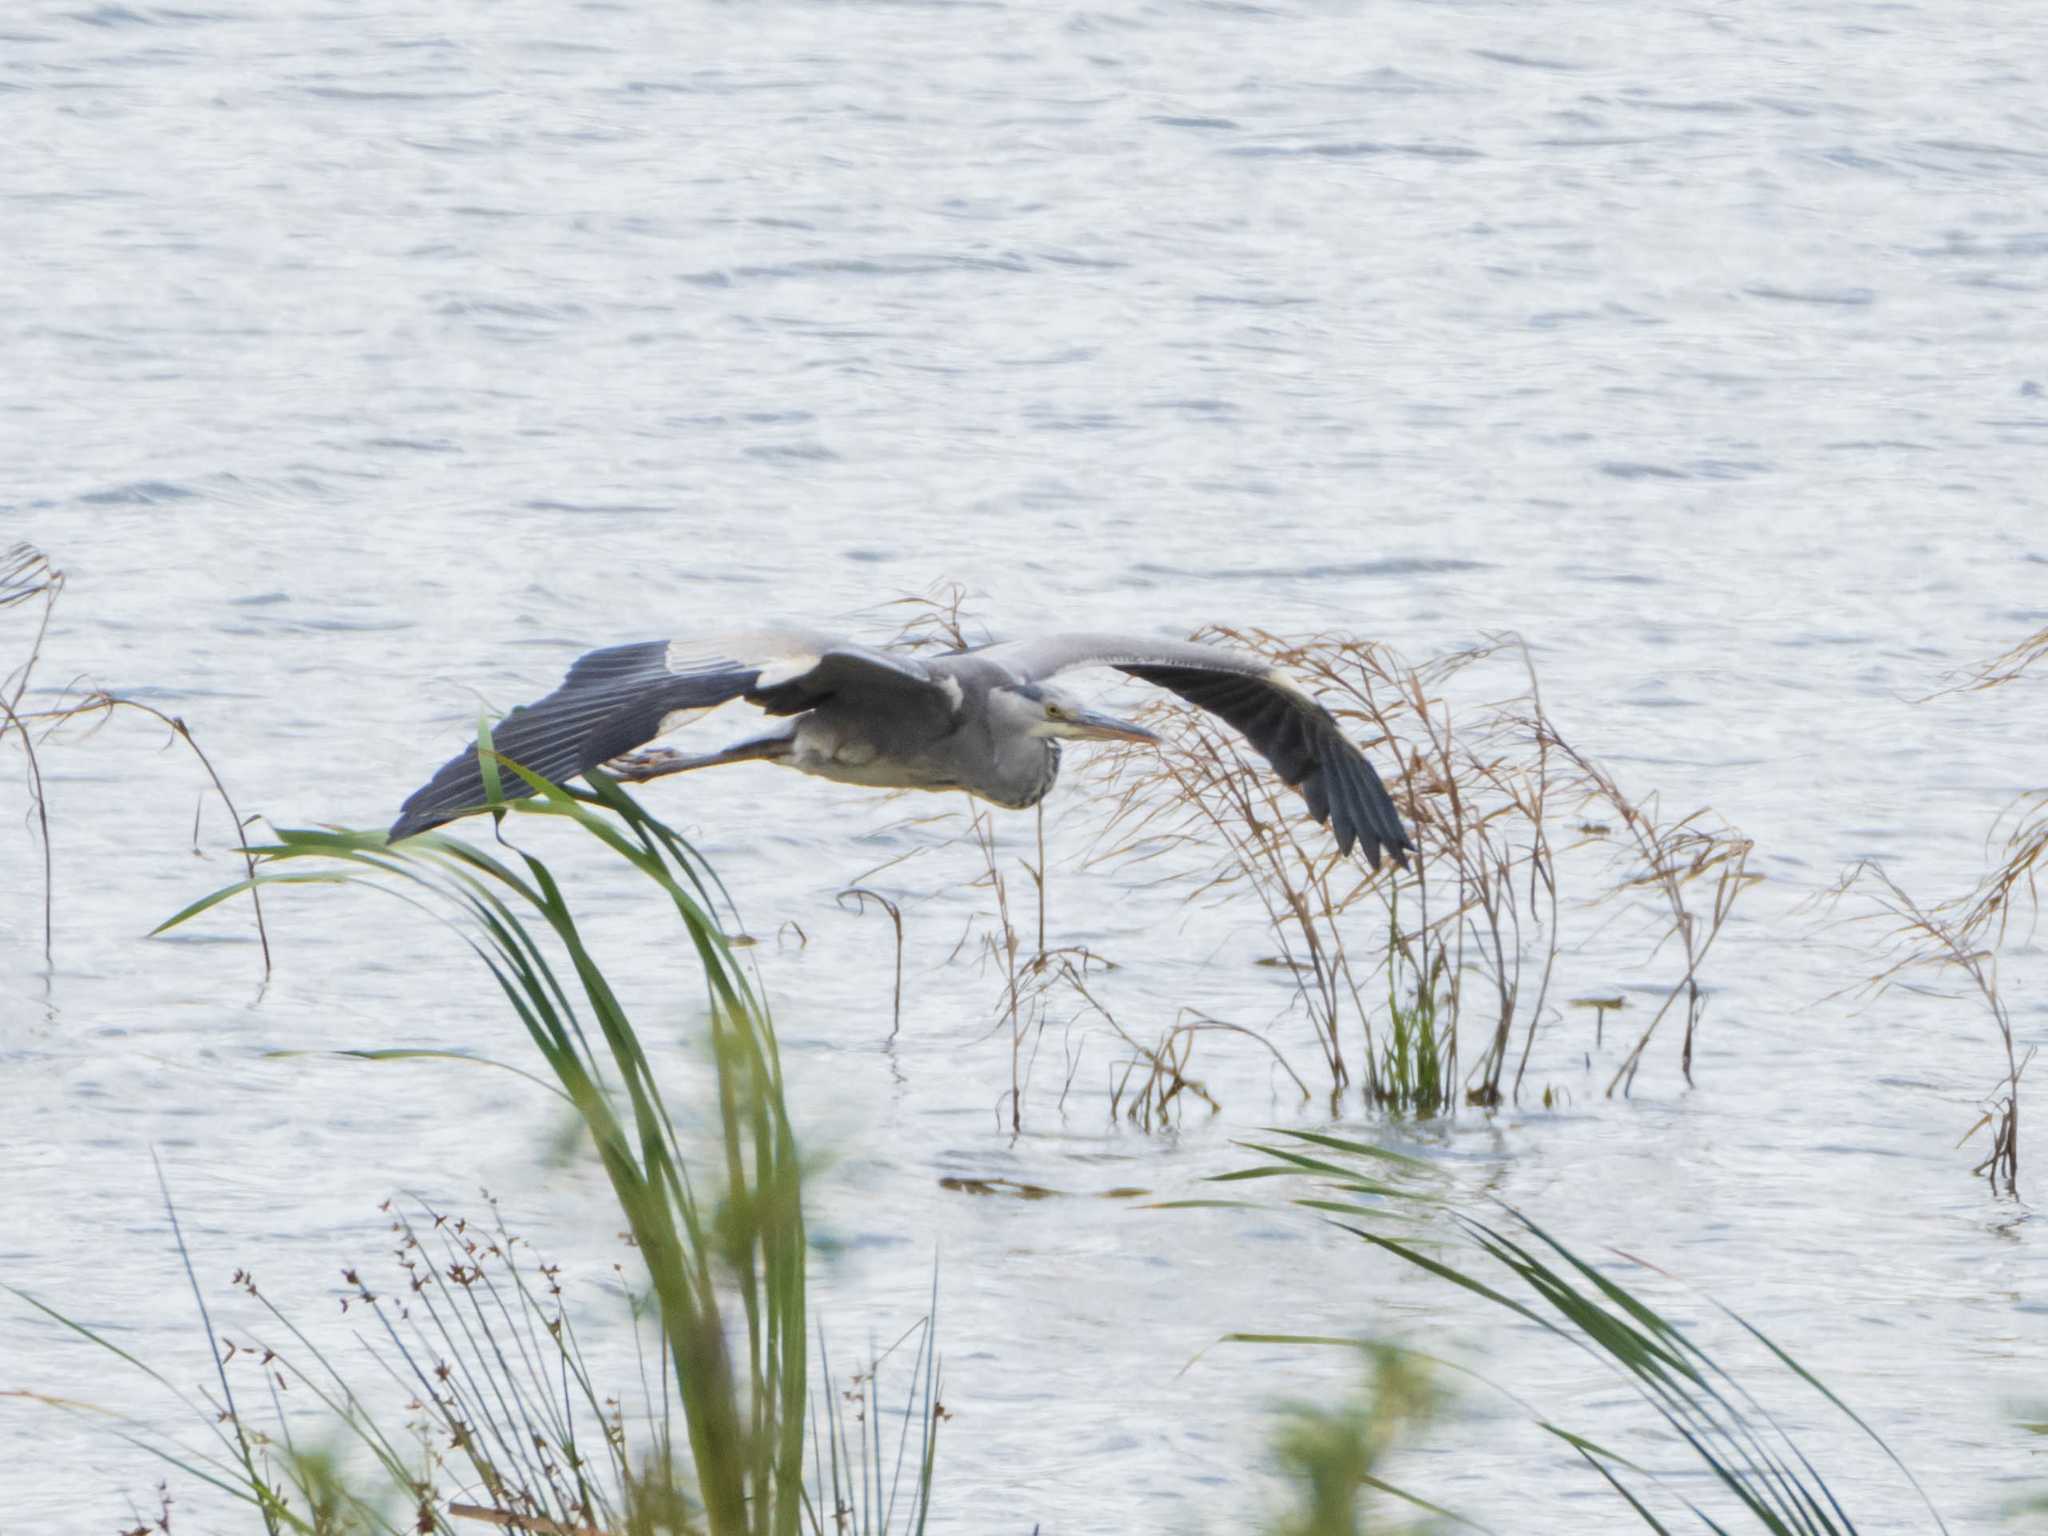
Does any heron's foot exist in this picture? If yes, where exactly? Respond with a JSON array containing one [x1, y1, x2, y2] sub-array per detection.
[[604, 747, 694, 783]]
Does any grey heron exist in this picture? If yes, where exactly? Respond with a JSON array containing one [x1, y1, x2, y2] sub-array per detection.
[[389, 629, 1414, 868]]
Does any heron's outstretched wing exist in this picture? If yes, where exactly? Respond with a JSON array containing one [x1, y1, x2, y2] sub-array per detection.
[[977, 632, 1413, 868], [389, 630, 941, 839]]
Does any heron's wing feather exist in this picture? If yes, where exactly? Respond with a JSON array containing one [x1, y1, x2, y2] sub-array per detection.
[[979, 633, 1291, 682], [736, 638, 942, 716], [390, 632, 946, 839], [980, 632, 1413, 868], [391, 640, 749, 839]]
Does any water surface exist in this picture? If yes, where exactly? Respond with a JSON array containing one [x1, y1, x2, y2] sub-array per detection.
[[4, 1, 2046, 1529]]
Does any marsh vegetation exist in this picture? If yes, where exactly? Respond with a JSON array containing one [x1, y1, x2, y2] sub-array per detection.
[[16, 780, 1949, 1534], [874, 590, 1761, 1129], [2, 548, 2038, 1529]]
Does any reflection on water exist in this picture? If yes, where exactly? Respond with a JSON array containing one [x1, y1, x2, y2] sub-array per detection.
[[4, 0, 2046, 1528]]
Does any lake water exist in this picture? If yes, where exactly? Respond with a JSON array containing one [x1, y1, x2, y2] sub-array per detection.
[[4, 1, 2046, 1529]]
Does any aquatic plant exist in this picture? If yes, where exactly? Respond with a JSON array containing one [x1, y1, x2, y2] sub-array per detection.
[[13, 754, 937, 1534], [1212, 1131, 1947, 1534], [1093, 628, 1757, 1113], [1829, 861, 2026, 1197], [2013, 1410, 2048, 1521], [1823, 620, 2048, 1197], [0, 727, 1972, 1531], [1, 541, 67, 957], [1263, 1345, 1446, 1536], [0, 539, 270, 971], [1372, 906, 1449, 1118], [1930, 622, 2048, 1196]]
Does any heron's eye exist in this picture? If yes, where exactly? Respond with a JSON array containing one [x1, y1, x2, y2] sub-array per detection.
[[1046, 704, 1066, 720]]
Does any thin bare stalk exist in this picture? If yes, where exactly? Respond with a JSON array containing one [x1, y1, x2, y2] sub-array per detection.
[[1, 543, 65, 963], [42, 692, 274, 976], [838, 887, 905, 1038], [1828, 860, 2027, 1196]]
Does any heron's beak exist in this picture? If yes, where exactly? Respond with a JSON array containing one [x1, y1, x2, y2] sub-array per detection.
[[1068, 708, 1159, 745]]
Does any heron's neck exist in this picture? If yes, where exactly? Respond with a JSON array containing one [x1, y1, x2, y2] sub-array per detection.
[[992, 733, 1061, 810], [1033, 739, 1062, 806]]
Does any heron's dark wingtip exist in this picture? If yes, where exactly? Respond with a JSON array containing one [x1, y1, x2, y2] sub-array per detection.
[[1347, 814, 1416, 871], [389, 765, 484, 841], [387, 809, 441, 842]]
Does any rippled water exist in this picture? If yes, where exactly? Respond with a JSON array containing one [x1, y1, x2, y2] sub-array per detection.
[[6, 1, 2047, 1529]]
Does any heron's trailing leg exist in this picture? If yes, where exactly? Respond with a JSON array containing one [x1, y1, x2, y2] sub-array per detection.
[[604, 727, 794, 783]]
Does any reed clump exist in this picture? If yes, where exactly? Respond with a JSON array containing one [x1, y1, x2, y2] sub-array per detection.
[[1829, 862, 2026, 1197], [1825, 618, 2048, 1197], [1093, 628, 1758, 1114]]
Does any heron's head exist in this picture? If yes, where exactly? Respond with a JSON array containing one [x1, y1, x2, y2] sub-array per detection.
[[999, 683, 1159, 745]]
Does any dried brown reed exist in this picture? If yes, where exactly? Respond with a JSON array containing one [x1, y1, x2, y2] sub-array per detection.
[[837, 886, 905, 1037], [1930, 619, 2048, 697], [1828, 861, 2026, 1196], [1827, 619, 2048, 1196], [1936, 619, 2048, 961], [1106, 1010, 1312, 1131], [870, 580, 983, 659], [1955, 790, 2048, 954], [1544, 731, 1758, 1096], [949, 802, 1126, 1132], [1, 541, 272, 972], [1090, 627, 1758, 1114], [1, 542, 63, 955], [1914, 619, 2048, 1004], [946, 791, 1303, 1132]]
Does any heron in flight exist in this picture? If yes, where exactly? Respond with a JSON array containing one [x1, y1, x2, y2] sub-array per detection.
[[390, 629, 1413, 867]]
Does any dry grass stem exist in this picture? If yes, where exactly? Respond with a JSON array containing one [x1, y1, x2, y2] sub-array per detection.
[[1828, 862, 2027, 1195], [873, 580, 984, 657], [2, 543, 270, 972], [1927, 620, 2048, 698], [1955, 791, 2048, 953], [1831, 619, 2048, 1194], [1538, 731, 1758, 1096], [954, 803, 1127, 1132], [837, 887, 905, 1037], [2, 543, 64, 957]]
